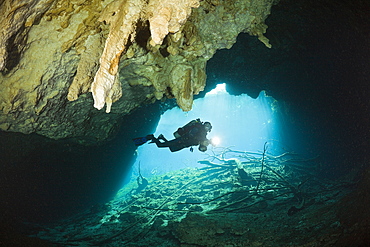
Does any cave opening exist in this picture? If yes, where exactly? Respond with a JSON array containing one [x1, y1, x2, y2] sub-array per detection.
[[125, 83, 287, 186], [0, 0, 369, 245]]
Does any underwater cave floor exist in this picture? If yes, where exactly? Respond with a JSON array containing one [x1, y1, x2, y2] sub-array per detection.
[[29, 161, 363, 247]]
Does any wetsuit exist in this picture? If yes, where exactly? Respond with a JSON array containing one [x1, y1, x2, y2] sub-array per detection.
[[152, 121, 209, 152]]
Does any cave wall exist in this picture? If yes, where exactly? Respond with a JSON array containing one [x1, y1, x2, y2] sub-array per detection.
[[205, 0, 370, 171], [0, 0, 277, 143]]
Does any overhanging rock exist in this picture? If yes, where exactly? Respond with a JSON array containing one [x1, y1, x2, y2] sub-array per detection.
[[0, 0, 276, 142]]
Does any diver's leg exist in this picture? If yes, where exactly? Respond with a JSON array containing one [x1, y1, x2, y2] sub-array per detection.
[[151, 137, 170, 148], [158, 134, 168, 142], [168, 138, 187, 152], [152, 138, 183, 152]]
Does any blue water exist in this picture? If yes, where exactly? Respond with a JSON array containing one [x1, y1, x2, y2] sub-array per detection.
[[128, 88, 287, 182], [0, 0, 369, 245]]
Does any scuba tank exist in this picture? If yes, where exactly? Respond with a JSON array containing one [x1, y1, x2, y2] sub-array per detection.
[[173, 118, 202, 138]]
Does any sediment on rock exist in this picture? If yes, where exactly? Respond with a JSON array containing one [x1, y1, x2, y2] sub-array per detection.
[[0, 0, 276, 141]]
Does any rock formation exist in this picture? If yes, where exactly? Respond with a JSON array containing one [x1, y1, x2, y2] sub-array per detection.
[[0, 0, 276, 142]]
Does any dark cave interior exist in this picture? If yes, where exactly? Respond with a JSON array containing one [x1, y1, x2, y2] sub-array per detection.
[[0, 0, 369, 245]]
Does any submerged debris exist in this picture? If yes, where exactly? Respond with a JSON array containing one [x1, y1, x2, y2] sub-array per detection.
[[31, 147, 356, 246]]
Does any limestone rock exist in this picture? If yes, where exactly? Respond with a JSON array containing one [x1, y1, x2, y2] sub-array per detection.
[[147, 0, 200, 46], [0, 0, 276, 141], [91, 0, 200, 113], [91, 0, 146, 113], [67, 33, 103, 102], [0, 0, 54, 72]]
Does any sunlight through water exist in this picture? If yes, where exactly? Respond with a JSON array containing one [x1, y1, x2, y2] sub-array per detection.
[[127, 83, 284, 184]]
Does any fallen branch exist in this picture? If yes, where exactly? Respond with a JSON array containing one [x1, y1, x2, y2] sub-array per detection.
[[255, 142, 268, 193]]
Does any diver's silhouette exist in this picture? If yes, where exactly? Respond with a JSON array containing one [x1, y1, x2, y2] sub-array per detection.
[[133, 119, 212, 152]]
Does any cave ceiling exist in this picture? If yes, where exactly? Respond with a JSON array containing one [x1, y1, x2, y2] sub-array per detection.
[[0, 0, 277, 143]]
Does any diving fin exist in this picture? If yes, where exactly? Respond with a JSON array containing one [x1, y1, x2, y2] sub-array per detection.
[[132, 134, 154, 146]]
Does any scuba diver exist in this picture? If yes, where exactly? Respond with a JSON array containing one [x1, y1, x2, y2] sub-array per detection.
[[133, 119, 212, 152]]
